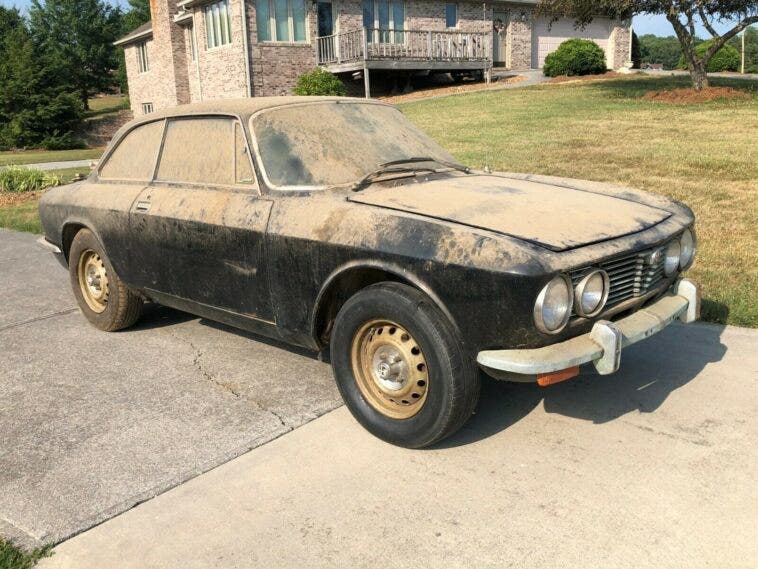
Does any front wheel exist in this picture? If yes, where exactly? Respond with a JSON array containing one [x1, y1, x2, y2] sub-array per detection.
[[331, 282, 480, 448]]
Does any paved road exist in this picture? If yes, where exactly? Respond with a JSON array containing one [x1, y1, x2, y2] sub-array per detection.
[[0, 229, 341, 548], [42, 324, 758, 569], [0, 160, 94, 171]]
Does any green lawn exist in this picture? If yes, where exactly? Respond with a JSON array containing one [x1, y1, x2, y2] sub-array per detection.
[[86, 94, 129, 118], [0, 167, 89, 233], [0, 148, 103, 167], [399, 76, 758, 327]]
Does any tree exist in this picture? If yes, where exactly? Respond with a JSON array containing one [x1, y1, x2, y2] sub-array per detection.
[[631, 30, 642, 68], [537, 1, 758, 90], [29, 0, 122, 108], [727, 25, 758, 72], [0, 7, 84, 149], [638, 34, 689, 69]]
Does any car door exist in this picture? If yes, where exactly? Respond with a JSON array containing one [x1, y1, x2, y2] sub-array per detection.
[[89, 119, 164, 280], [128, 115, 274, 322]]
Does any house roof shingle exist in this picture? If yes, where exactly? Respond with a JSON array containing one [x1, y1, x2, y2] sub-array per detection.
[[114, 21, 152, 46]]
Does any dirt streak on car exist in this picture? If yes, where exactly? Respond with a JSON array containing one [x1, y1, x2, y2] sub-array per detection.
[[38, 97, 700, 448]]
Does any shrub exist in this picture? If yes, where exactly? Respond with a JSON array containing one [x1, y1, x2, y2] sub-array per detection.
[[678, 40, 740, 72], [0, 166, 61, 193], [543, 38, 608, 77], [41, 132, 86, 150], [293, 68, 347, 96]]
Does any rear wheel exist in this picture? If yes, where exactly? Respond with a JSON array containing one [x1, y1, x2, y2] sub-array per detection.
[[331, 282, 479, 448], [69, 229, 143, 331]]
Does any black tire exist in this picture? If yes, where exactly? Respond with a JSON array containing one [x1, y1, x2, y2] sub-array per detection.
[[331, 282, 480, 448], [68, 228, 143, 331]]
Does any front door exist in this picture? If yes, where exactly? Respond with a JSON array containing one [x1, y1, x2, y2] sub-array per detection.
[[128, 115, 275, 322], [493, 12, 508, 67]]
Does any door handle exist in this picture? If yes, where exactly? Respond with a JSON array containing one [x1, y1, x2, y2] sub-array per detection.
[[135, 200, 151, 213]]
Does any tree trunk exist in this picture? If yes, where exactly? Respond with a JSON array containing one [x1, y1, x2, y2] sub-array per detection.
[[689, 62, 709, 91], [81, 89, 90, 111]]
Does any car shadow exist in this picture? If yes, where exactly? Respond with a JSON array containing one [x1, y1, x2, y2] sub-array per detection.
[[131, 304, 729, 450], [435, 322, 728, 449], [128, 303, 198, 330]]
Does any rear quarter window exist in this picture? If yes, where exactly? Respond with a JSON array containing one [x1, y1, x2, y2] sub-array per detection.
[[156, 117, 236, 185], [99, 120, 164, 181]]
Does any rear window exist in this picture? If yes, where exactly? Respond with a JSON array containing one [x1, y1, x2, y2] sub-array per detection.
[[156, 117, 237, 185], [100, 120, 164, 180]]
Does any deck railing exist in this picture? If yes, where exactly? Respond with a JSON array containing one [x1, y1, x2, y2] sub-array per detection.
[[317, 28, 491, 66]]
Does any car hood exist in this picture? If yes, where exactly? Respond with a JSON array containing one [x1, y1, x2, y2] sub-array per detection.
[[347, 174, 672, 251]]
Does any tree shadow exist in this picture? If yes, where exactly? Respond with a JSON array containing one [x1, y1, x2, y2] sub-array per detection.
[[436, 322, 728, 449]]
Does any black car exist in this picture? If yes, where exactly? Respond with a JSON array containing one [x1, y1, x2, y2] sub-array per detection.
[[38, 97, 700, 447]]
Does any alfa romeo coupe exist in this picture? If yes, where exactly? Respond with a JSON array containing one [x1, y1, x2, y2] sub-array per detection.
[[38, 97, 699, 448]]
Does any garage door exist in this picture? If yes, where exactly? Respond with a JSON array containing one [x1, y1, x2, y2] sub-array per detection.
[[531, 17, 612, 68]]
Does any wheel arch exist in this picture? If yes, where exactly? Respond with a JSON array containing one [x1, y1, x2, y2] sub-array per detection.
[[311, 260, 460, 348], [61, 221, 90, 263]]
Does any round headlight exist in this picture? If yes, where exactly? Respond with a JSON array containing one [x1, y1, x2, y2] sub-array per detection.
[[664, 239, 681, 276], [574, 270, 609, 318], [534, 275, 573, 334], [679, 228, 696, 269]]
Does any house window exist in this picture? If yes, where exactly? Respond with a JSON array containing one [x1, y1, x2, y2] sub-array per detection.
[[205, 0, 232, 48], [445, 3, 457, 28], [142, 102, 154, 114], [256, 0, 307, 42], [363, 0, 404, 43], [137, 41, 149, 73]]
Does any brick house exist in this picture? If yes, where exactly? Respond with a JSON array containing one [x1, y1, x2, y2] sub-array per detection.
[[116, 0, 632, 116]]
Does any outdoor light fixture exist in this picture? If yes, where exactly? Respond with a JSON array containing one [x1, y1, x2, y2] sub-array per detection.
[[520, 11, 528, 22]]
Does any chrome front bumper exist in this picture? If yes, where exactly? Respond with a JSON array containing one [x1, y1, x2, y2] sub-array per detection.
[[477, 279, 700, 377]]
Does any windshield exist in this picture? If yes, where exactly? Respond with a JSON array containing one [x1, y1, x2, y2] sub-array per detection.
[[251, 101, 456, 189]]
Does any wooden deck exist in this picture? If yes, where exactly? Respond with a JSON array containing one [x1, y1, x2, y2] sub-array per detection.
[[317, 28, 492, 74]]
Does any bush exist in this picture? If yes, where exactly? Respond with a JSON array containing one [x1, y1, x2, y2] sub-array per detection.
[[543, 38, 607, 77], [0, 166, 61, 193], [293, 68, 347, 96], [41, 132, 86, 150], [678, 40, 740, 72]]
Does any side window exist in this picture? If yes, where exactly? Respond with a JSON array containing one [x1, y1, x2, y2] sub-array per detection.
[[99, 120, 163, 181], [234, 122, 255, 185], [156, 117, 235, 185]]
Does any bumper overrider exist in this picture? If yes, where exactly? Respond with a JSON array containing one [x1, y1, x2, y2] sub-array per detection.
[[477, 279, 700, 382]]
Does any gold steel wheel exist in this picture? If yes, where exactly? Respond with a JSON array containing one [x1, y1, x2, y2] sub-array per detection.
[[350, 319, 429, 419], [77, 249, 109, 313]]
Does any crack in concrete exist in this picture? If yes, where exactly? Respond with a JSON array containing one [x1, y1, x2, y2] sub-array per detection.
[[164, 328, 291, 429], [0, 307, 78, 332]]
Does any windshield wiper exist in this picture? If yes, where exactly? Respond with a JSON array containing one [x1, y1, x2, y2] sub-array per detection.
[[351, 157, 471, 192], [380, 156, 470, 173]]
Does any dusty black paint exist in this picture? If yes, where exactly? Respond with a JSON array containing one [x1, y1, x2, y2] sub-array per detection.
[[38, 98, 696, 364]]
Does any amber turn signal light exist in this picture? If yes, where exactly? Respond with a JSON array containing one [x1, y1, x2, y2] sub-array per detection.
[[537, 366, 580, 387]]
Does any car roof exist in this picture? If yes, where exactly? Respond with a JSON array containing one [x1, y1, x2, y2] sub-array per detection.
[[128, 96, 392, 126]]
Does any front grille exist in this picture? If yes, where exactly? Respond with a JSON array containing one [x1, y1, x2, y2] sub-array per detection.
[[570, 244, 668, 315]]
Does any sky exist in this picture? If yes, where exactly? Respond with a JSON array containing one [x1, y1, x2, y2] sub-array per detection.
[[0, 0, 745, 38]]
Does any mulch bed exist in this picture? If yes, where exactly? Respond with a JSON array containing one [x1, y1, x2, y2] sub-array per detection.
[[642, 86, 751, 103], [379, 74, 526, 103], [0, 190, 41, 207], [548, 71, 627, 83]]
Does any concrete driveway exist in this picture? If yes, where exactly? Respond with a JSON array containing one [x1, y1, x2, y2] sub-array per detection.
[[0, 229, 341, 548], [1, 228, 757, 567]]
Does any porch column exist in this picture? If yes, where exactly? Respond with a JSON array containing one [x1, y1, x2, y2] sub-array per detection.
[[364, 67, 371, 98]]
